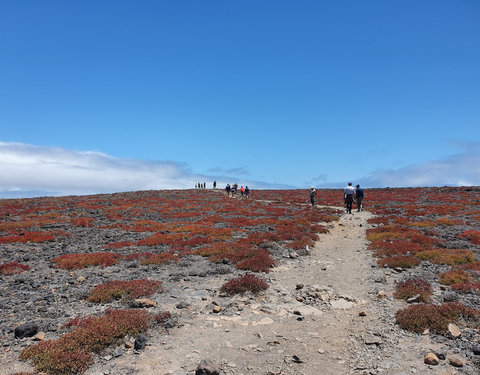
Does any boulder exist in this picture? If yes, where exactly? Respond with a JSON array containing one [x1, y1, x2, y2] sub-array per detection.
[[424, 352, 439, 365], [195, 359, 220, 375], [14, 322, 38, 339]]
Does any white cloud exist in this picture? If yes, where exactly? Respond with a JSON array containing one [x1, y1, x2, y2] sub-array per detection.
[[0, 142, 207, 196], [0, 142, 288, 198], [360, 149, 480, 188]]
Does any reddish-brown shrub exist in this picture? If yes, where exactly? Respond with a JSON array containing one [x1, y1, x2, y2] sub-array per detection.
[[139, 252, 178, 265], [438, 270, 472, 285], [458, 230, 480, 245], [21, 309, 150, 375], [235, 251, 275, 273], [72, 217, 94, 227], [377, 255, 419, 269], [102, 241, 135, 249], [393, 278, 433, 302], [0, 231, 55, 244], [369, 240, 422, 257], [395, 302, 480, 334], [416, 249, 475, 266], [220, 273, 269, 295], [51, 253, 121, 269], [0, 261, 30, 275], [87, 279, 163, 303]]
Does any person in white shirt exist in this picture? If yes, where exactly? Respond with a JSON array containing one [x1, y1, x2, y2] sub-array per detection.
[[344, 182, 355, 214]]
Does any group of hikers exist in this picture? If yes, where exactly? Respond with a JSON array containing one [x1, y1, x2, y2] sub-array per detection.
[[225, 183, 250, 198], [309, 183, 364, 214]]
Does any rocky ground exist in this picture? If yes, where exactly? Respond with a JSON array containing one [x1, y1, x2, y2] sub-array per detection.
[[2, 205, 478, 375]]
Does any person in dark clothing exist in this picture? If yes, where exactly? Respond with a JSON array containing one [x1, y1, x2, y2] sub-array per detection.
[[225, 184, 231, 196], [355, 184, 364, 212], [213, 181, 216, 189], [309, 187, 316, 207], [244, 186, 250, 199]]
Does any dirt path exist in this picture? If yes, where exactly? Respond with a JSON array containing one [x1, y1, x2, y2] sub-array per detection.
[[88, 208, 443, 375]]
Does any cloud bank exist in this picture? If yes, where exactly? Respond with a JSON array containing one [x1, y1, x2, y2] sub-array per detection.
[[0, 142, 290, 198], [359, 149, 480, 188]]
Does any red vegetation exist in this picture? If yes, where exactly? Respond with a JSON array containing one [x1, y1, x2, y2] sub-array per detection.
[[393, 278, 433, 302], [0, 261, 30, 275], [51, 253, 121, 269], [20, 309, 150, 375], [458, 230, 480, 245], [235, 251, 275, 273], [220, 273, 269, 295], [395, 302, 480, 334], [416, 249, 475, 266], [0, 231, 56, 244], [377, 255, 420, 269], [87, 279, 163, 303], [72, 217, 94, 227]]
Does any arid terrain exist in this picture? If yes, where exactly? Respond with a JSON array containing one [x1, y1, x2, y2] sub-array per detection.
[[1, 187, 479, 375]]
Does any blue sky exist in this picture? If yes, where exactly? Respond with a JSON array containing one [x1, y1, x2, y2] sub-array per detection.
[[1, 1, 479, 197]]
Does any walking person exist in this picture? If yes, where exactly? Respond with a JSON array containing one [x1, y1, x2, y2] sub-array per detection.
[[244, 186, 250, 199], [309, 187, 316, 207], [225, 184, 231, 196], [355, 184, 364, 212], [344, 182, 355, 214], [213, 181, 216, 189], [240, 186, 245, 198]]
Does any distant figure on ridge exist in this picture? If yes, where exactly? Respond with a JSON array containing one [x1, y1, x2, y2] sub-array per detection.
[[245, 186, 250, 199], [225, 184, 231, 196], [213, 181, 217, 189], [344, 182, 355, 214], [240, 186, 245, 197], [355, 184, 364, 212], [309, 187, 316, 207]]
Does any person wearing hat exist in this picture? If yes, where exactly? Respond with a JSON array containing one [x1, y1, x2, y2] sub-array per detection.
[[309, 187, 317, 207]]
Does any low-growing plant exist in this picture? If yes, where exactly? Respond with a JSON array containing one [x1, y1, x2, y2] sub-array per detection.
[[220, 273, 269, 295], [51, 253, 121, 269], [139, 251, 178, 265], [72, 217, 94, 227], [395, 302, 480, 334], [416, 249, 475, 266], [377, 255, 420, 269], [393, 278, 433, 302], [87, 279, 163, 303], [458, 230, 480, 245], [0, 261, 30, 275], [235, 251, 275, 273], [21, 309, 150, 375], [438, 269, 472, 285]]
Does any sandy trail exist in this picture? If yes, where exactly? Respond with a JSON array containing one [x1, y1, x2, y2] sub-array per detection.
[[94, 209, 384, 375]]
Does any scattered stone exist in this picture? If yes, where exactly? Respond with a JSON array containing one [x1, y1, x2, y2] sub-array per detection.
[[364, 335, 383, 346], [434, 351, 446, 360], [424, 352, 439, 365], [212, 306, 221, 313], [176, 301, 190, 309], [406, 294, 420, 303], [33, 331, 45, 341], [359, 310, 366, 317], [448, 357, 465, 367], [76, 276, 86, 283], [113, 347, 123, 357], [284, 355, 303, 363], [195, 359, 220, 375], [131, 298, 157, 308], [14, 322, 38, 339], [134, 334, 147, 350], [376, 291, 386, 299], [447, 323, 461, 338], [289, 252, 298, 259], [295, 284, 304, 290], [472, 345, 480, 355]]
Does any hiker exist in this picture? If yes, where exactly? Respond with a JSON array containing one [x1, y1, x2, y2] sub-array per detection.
[[213, 181, 216, 189], [344, 182, 355, 214], [245, 186, 250, 199], [309, 187, 316, 207], [355, 184, 364, 212], [240, 186, 245, 197], [225, 184, 231, 196], [232, 183, 238, 195]]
